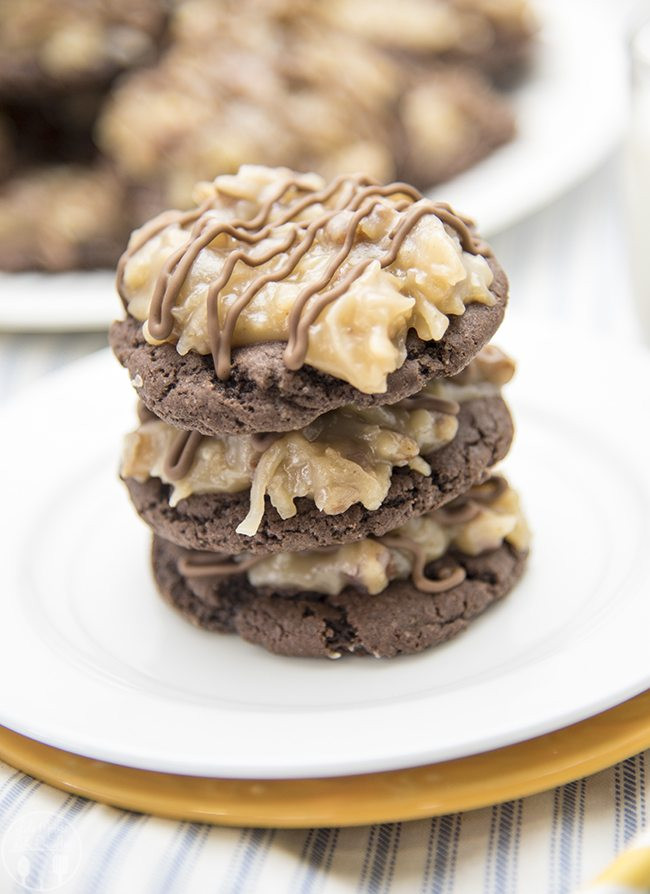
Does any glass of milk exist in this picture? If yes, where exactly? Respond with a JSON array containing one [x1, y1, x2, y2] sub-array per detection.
[[627, 18, 650, 345]]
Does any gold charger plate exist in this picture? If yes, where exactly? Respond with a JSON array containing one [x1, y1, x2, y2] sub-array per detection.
[[1, 690, 649, 828]]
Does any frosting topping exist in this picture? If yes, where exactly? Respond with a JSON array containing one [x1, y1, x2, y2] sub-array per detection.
[[118, 165, 495, 393], [177, 476, 530, 597], [121, 344, 513, 536], [122, 394, 460, 535]]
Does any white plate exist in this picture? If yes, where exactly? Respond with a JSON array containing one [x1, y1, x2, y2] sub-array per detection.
[[0, 0, 626, 335], [0, 317, 649, 779], [0, 269, 116, 333], [431, 0, 627, 234]]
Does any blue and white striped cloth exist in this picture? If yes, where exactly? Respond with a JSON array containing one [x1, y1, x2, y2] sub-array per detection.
[[0, 158, 647, 893], [0, 753, 647, 892]]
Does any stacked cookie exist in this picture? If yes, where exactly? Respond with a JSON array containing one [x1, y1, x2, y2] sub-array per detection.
[[111, 165, 529, 658]]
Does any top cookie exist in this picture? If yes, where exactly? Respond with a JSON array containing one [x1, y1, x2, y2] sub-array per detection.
[[112, 165, 508, 435]]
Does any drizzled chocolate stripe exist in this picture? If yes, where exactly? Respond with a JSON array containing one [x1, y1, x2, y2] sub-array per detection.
[[153, 175, 365, 350], [466, 475, 507, 504], [174, 472, 509, 591], [141, 389, 460, 487], [177, 552, 265, 578], [136, 401, 207, 481], [211, 205, 359, 378], [177, 538, 467, 595], [398, 395, 460, 415], [432, 202, 489, 255], [156, 425, 282, 487], [116, 200, 213, 300], [434, 475, 507, 524], [284, 257, 375, 369], [380, 536, 466, 593], [162, 429, 204, 481], [118, 172, 488, 381], [434, 502, 481, 525]]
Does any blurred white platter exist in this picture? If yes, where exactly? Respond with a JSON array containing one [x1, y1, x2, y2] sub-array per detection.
[[0, 0, 626, 334], [0, 268, 117, 332], [0, 319, 649, 778], [431, 0, 627, 234]]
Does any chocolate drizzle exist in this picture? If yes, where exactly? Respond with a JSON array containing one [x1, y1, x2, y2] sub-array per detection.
[[162, 429, 204, 482], [466, 475, 507, 504], [430, 202, 488, 256], [434, 502, 481, 525], [380, 536, 466, 593], [434, 475, 507, 524], [177, 552, 265, 578], [176, 476, 511, 593], [143, 382, 463, 489], [117, 172, 489, 381], [116, 200, 213, 300], [177, 533, 470, 596], [148, 390, 461, 487], [398, 395, 460, 415]]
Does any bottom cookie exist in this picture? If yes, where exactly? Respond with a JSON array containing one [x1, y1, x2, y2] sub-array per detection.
[[151, 535, 528, 660]]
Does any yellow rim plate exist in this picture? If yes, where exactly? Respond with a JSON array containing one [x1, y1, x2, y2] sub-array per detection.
[[1, 691, 649, 828]]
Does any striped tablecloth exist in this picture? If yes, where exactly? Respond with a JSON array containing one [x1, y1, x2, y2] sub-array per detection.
[[0, 158, 648, 893]]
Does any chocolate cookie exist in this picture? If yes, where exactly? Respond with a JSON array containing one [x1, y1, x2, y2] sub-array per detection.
[[397, 67, 515, 188], [123, 395, 513, 554], [0, 164, 132, 272], [317, 0, 536, 86], [110, 255, 507, 436], [0, 114, 14, 182], [0, 0, 167, 97], [152, 535, 528, 658], [435, 3, 536, 85]]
